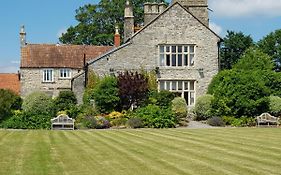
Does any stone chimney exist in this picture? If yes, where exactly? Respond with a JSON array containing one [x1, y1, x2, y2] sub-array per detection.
[[124, 0, 134, 42], [114, 26, 121, 47], [144, 2, 167, 26], [172, 0, 209, 26], [20, 25, 26, 47]]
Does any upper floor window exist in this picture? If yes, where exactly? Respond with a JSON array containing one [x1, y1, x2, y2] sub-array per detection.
[[159, 45, 195, 67], [43, 69, 54, 82], [60, 69, 71, 78]]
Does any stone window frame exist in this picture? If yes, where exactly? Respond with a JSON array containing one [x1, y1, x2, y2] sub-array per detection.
[[159, 80, 196, 106], [59, 68, 71, 79], [159, 45, 195, 67], [42, 69, 54, 83]]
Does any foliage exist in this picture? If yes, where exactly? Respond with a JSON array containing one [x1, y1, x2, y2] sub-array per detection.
[[257, 29, 281, 71], [233, 47, 274, 71], [1, 110, 52, 129], [107, 111, 127, 127], [207, 117, 225, 127], [83, 71, 101, 105], [269, 96, 281, 116], [22, 91, 55, 117], [76, 115, 110, 129], [59, 0, 167, 45], [54, 91, 77, 113], [220, 30, 254, 70], [0, 89, 22, 121], [126, 117, 143, 128], [222, 116, 256, 127], [171, 97, 187, 120], [118, 71, 148, 110], [194, 94, 214, 120], [92, 76, 120, 113], [148, 90, 175, 108], [142, 70, 158, 91], [133, 104, 177, 128]]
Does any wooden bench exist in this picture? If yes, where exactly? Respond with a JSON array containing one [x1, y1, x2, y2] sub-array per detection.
[[51, 114, 75, 130], [256, 113, 280, 127]]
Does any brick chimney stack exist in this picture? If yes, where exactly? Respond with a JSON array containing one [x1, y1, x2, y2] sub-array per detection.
[[20, 25, 26, 47], [124, 0, 134, 42], [114, 26, 121, 47]]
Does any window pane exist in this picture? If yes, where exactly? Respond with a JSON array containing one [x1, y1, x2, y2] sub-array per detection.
[[178, 46, 182, 53], [190, 81, 195, 90], [160, 81, 165, 90], [178, 81, 183, 90], [166, 81, 171, 90], [160, 46, 164, 53], [166, 46, 170, 52], [172, 46, 176, 53], [184, 55, 188, 66], [184, 46, 188, 52], [184, 82, 188, 90], [184, 92, 189, 105], [160, 54, 165, 66], [190, 54, 194, 66], [172, 81, 176, 90], [190, 46, 195, 53], [178, 54, 182, 66], [166, 55, 170, 66], [172, 54, 176, 66], [190, 92, 195, 105]]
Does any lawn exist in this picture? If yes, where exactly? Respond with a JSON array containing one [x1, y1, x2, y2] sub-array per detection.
[[0, 128, 281, 175]]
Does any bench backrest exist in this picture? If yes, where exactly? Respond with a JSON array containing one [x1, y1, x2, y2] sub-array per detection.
[[257, 113, 277, 121], [51, 114, 75, 124]]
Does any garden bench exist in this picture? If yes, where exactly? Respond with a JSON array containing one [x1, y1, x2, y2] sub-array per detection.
[[51, 114, 75, 130], [256, 113, 279, 127]]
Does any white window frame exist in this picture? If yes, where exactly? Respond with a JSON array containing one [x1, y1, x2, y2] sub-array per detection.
[[159, 45, 195, 67], [59, 68, 71, 79], [159, 80, 196, 106], [42, 69, 54, 83]]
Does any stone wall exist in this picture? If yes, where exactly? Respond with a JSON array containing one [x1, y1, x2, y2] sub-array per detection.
[[87, 3, 220, 105], [71, 72, 85, 104], [20, 68, 80, 98]]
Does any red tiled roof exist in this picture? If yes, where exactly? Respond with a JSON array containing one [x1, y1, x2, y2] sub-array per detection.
[[20, 44, 113, 69], [0, 74, 20, 94]]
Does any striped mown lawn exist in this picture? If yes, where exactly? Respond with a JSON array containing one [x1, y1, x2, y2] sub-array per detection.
[[0, 128, 281, 175]]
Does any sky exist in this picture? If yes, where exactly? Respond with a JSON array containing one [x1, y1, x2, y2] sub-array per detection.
[[0, 0, 281, 73]]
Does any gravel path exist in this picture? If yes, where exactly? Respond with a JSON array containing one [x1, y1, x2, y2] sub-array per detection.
[[187, 120, 214, 129]]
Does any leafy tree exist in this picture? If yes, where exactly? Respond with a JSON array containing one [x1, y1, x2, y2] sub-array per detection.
[[0, 89, 22, 121], [59, 0, 167, 45], [257, 29, 281, 71], [118, 71, 148, 110], [220, 30, 254, 70], [92, 76, 120, 113]]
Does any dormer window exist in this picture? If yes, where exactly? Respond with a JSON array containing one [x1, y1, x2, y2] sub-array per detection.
[[60, 69, 71, 79], [159, 45, 195, 67]]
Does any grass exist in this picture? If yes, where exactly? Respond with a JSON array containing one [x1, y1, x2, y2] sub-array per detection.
[[0, 128, 281, 175]]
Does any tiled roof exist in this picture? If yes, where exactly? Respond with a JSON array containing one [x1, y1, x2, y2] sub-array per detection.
[[20, 44, 113, 69], [0, 74, 20, 94]]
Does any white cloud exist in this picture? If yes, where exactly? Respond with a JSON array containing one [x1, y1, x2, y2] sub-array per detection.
[[10, 60, 20, 64], [209, 22, 223, 35], [210, 0, 281, 18], [57, 28, 67, 38]]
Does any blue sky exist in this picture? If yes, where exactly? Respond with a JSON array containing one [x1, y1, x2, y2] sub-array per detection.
[[0, 0, 281, 73]]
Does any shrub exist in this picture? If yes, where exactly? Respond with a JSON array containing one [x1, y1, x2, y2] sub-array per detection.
[[83, 70, 100, 105], [126, 118, 143, 128], [222, 116, 256, 127], [22, 91, 55, 116], [133, 104, 177, 128], [148, 90, 175, 108], [269, 96, 281, 116], [0, 89, 22, 121], [76, 115, 110, 129], [107, 111, 127, 127], [194, 94, 214, 120], [172, 97, 188, 119], [54, 91, 77, 112], [92, 76, 120, 113], [207, 117, 225, 127]]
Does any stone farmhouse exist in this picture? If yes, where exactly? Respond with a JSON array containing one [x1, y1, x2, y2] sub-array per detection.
[[72, 0, 222, 106], [19, 25, 113, 97]]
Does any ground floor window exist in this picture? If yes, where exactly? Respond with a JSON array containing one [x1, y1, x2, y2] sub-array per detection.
[[60, 69, 71, 78], [159, 80, 196, 106], [43, 69, 54, 82]]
